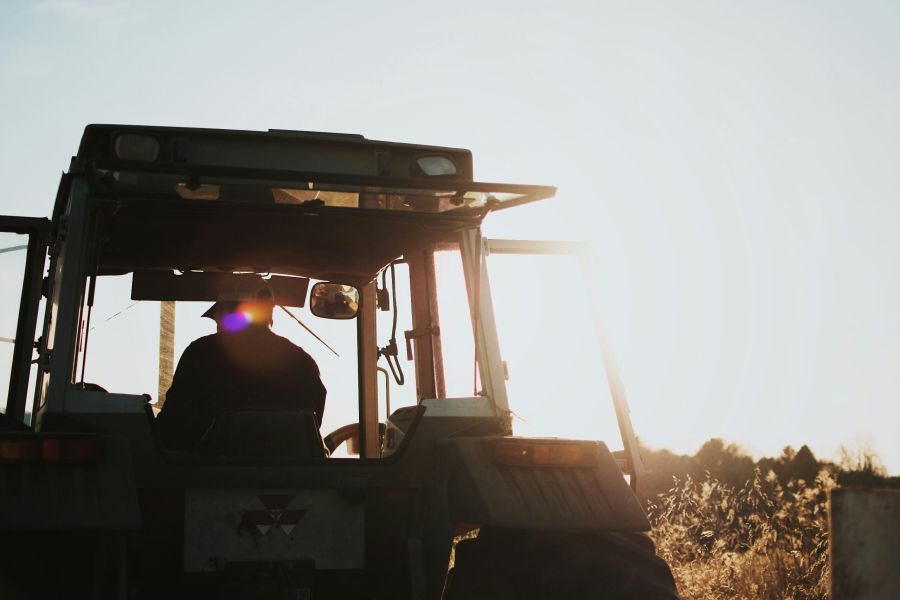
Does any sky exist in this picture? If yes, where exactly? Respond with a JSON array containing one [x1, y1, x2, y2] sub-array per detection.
[[1, 1, 899, 473]]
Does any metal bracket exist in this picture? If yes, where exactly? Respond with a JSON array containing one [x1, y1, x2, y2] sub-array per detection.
[[403, 326, 440, 361]]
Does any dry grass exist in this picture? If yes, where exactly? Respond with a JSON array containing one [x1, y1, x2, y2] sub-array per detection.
[[648, 469, 834, 600]]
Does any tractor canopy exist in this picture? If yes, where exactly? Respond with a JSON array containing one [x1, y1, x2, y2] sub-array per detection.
[[70, 125, 555, 285]]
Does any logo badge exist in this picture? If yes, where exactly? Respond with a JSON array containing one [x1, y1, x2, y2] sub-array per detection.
[[240, 494, 308, 536]]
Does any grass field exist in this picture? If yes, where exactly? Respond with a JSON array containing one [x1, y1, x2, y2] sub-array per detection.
[[648, 470, 833, 600]]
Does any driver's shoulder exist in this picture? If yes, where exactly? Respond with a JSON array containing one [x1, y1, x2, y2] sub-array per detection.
[[266, 332, 315, 361], [187, 333, 221, 350], [268, 331, 307, 352], [178, 333, 227, 362]]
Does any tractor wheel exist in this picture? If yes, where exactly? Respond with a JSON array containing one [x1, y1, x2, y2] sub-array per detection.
[[443, 527, 679, 600]]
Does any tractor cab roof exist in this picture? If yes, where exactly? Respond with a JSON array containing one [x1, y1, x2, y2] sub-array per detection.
[[75, 124, 555, 216], [68, 125, 556, 284]]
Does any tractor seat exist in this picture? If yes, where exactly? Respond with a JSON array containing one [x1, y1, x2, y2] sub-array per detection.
[[204, 408, 328, 459]]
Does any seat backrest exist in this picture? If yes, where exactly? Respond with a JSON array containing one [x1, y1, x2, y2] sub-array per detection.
[[204, 408, 327, 459]]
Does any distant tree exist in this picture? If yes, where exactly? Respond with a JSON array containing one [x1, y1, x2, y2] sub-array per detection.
[[638, 442, 694, 502], [695, 438, 727, 469], [693, 438, 754, 486], [757, 456, 779, 479], [787, 445, 819, 483], [780, 446, 796, 462]]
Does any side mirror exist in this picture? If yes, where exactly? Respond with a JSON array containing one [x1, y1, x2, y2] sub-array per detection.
[[309, 282, 360, 319]]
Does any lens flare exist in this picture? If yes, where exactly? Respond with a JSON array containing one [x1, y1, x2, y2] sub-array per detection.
[[221, 310, 252, 332]]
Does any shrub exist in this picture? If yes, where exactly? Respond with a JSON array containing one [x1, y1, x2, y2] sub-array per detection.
[[648, 469, 834, 600]]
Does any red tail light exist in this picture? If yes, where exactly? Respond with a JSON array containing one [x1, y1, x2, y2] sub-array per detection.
[[494, 441, 598, 467], [0, 435, 102, 463]]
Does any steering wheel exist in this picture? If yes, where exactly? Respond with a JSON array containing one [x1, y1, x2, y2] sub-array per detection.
[[323, 422, 386, 454]]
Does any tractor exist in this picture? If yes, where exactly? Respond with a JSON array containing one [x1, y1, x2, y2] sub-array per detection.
[[0, 125, 677, 599]]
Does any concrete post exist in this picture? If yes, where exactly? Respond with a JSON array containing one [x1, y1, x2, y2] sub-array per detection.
[[829, 488, 900, 599]]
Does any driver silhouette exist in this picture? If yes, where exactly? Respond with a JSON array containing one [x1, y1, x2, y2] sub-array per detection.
[[155, 283, 326, 453]]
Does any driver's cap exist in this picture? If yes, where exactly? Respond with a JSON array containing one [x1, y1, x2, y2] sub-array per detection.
[[202, 278, 274, 321]]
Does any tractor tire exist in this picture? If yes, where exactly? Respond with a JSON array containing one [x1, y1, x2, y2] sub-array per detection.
[[443, 527, 679, 600]]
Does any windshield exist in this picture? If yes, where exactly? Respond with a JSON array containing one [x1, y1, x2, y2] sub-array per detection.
[[79, 274, 360, 437], [0, 232, 27, 413], [74, 241, 482, 458], [486, 251, 623, 446]]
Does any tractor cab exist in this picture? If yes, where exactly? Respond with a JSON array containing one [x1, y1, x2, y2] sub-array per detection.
[[0, 125, 671, 600]]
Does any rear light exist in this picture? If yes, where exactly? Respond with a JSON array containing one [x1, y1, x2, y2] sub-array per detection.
[[114, 133, 160, 161], [494, 442, 598, 467], [415, 156, 458, 176], [0, 435, 102, 464]]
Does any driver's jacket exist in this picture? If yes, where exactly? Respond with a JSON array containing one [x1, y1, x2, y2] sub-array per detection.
[[155, 327, 326, 452]]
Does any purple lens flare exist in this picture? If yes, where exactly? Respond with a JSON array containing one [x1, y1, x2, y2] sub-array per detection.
[[221, 310, 252, 332]]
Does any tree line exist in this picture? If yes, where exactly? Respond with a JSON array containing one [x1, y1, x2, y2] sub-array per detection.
[[638, 438, 899, 502]]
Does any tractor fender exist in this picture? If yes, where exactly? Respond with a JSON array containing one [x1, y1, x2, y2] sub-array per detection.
[[437, 436, 650, 533], [0, 433, 140, 531]]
